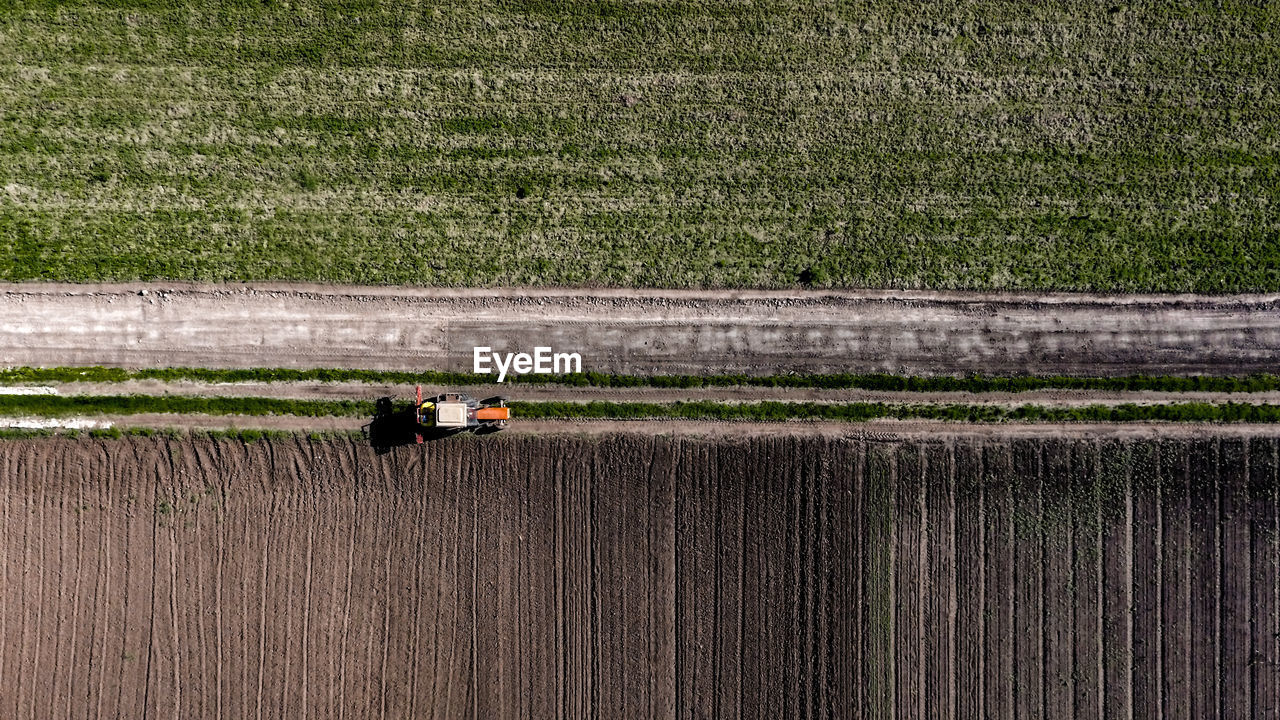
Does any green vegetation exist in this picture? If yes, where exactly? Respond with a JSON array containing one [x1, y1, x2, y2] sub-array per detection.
[[2, 393, 1280, 424], [0, 426, 345, 441], [6, 366, 1280, 394], [0, 427, 53, 439], [0, 394, 373, 417], [510, 401, 1280, 423], [1, 1, 1277, 290]]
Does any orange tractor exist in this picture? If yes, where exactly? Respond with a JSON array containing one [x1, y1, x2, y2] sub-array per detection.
[[413, 386, 509, 442]]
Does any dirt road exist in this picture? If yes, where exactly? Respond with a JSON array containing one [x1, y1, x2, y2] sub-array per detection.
[[25, 378, 1280, 407], [1, 283, 1278, 376]]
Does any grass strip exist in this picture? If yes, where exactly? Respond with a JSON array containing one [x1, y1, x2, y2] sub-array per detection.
[[0, 394, 374, 418], [3, 395, 1280, 424], [5, 366, 1280, 394], [510, 401, 1280, 423], [0, 427, 366, 441]]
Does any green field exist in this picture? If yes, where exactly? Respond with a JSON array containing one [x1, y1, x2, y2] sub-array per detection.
[[1, 1, 1277, 290]]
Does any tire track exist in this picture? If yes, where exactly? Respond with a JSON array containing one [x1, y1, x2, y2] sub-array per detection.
[[34, 442, 55, 719], [1012, 440, 1045, 720], [47, 442, 71, 718], [302, 482, 316, 720], [1190, 439, 1222, 718], [1248, 438, 1279, 719], [1101, 440, 1134, 719], [166, 485, 182, 720], [1131, 441, 1162, 720], [1220, 438, 1252, 718], [1160, 439, 1192, 720], [90, 442, 110, 720], [984, 442, 1015, 719], [30, 442, 50, 720], [954, 440, 984, 720], [64, 441, 86, 719], [1042, 440, 1075, 720], [254, 485, 271, 720], [892, 443, 922, 720], [924, 441, 955, 720], [209, 439, 225, 720]]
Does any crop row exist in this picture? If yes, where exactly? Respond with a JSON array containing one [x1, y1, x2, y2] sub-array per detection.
[[3, 2, 1273, 75], [4, 210, 1275, 290]]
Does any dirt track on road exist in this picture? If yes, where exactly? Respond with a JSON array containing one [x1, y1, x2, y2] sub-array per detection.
[[2, 283, 1278, 376], [40, 379, 1280, 407]]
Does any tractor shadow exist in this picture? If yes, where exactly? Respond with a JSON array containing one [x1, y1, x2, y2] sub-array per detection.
[[363, 397, 460, 454]]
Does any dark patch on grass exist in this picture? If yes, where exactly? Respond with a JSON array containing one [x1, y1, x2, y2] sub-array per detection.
[[295, 168, 321, 192]]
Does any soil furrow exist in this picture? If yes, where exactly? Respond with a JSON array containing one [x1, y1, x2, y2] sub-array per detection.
[[1101, 440, 1135, 718], [1159, 439, 1192, 720], [1131, 441, 1163, 720], [1, 433, 1277, 718], [1248, 438, 1280, 720], [893, 443, 923, 720], [1189, 439, 1222, 718], [1220, 439, 1253, 718]]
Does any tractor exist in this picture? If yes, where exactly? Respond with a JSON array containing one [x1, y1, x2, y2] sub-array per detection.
[[412, 386, 509, 442]]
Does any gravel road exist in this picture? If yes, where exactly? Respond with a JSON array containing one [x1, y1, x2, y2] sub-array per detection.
[[1, 283, 1278, 376]]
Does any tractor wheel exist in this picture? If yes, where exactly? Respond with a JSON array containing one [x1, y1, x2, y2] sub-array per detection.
[[479, 396, 507, 406]]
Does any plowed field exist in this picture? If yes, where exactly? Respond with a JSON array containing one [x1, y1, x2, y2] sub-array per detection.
[[2, 434, 1276, 718]]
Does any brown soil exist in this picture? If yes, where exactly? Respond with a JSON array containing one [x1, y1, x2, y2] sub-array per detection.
[[1, 434, 1276, 718], [15, 414, 1280, 440], [2, 283, 1278, 376]]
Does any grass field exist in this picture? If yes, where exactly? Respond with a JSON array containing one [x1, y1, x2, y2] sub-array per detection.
[[1, 1, 1277, 289]]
